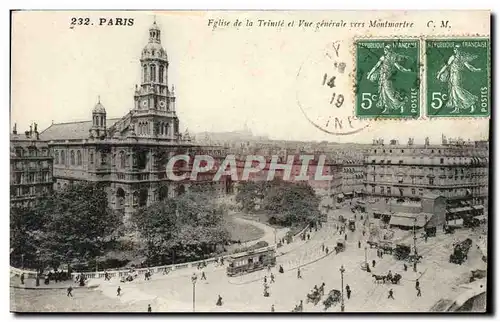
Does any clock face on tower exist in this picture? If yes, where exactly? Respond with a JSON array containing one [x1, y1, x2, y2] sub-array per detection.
[[159, 100, 166, 109], [142, 100, 148, 108]]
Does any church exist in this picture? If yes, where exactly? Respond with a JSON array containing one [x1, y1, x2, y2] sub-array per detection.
[[39, 20, 229, 222]]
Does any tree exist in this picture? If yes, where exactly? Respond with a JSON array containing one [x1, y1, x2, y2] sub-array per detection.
[[132, 192, 230, 265], [36, 183, 122, 269], [10, 205, 45, 268], [261, 181, 321, 226], [235, 180, 276, 212]]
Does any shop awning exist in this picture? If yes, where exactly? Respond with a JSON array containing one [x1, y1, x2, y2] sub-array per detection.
[[472, 205, 484, 210], [473, 214, 487, 221], [345, 192, 354, 196], [389, 213, 432, 228], [448, 206, 473, 214]]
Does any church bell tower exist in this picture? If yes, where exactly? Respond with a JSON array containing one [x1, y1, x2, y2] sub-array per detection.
[[132, 20, 179, 139]]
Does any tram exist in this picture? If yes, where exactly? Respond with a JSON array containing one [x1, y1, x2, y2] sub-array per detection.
[[226, 246, 277, 277]]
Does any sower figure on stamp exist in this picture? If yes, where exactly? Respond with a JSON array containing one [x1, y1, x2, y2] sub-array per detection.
[[436, 45, 482, 114], [367, 44, 412, 114]]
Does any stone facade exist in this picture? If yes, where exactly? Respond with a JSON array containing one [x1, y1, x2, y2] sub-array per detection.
[[363, 137, 489, 212], [10, 124, 53, 208], [37, 21, 229, 223]]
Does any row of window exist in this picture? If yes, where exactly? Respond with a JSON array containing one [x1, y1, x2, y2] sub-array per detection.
[[54, 150, 83, 166], [11, 185, 50, 197], [13, 147, 50, 157], [371, 148, 487, 156], [12, 172, 51, 184]]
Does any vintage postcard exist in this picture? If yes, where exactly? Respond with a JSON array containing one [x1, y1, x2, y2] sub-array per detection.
[[10, 10, 490, 313]]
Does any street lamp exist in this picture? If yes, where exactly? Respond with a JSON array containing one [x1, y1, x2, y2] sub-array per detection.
[[339, 265, 345, 312], [274, 228, 277, 244], [21, 254, 24, 269], [364, 247, 368, 267], [191, 274, 197, 312]]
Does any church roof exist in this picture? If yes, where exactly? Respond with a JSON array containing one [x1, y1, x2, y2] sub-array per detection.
[[39, 118, 121, 141]]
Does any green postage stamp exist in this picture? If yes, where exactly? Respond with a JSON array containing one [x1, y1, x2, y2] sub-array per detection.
[[425, 39, 490, 117], [355, 39, 420, 119]]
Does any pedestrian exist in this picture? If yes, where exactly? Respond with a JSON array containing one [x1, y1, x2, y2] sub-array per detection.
[[413, 262, 417, 272], [326, 247, 329, 255], [416, 286, 422, 297], [298, 300, 303, 312], [307, 234, 310, 240], [279, 265, 284, 274], [67, 286, 73, 297], [297, 268, 302, 279], [216, 295, 223, 306], [388, 289, 394, 299], [345, 234, 347, 241], [322, 243, 325, 252], [415, 279, 420, 290], [271, 304, 275, 312], [35, 273, 40, 287], [267, 265, 271, 272], [270, 273, 275, 283], [372, 260, 376, 268], [346, 284, 351, 299], [117, 286, 121, 296], [201, 271, 206, 280], [148, 304, 152, 312], [358, 241, 361, 249], [20, 273, 25, 285], [264, 276, 267, 283], [425, 234, 428, 243], [403, 263, 408, 271]]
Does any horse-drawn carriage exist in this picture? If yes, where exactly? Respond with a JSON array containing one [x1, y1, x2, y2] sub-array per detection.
[[449, 238, 472, 265], [323, 289, 342, 310], [335, 239, 346, 254], [372, 273, 402, 284], [306, 286, 324, 306], [378, 241, 393, 255], [394, 244, 411, 260]]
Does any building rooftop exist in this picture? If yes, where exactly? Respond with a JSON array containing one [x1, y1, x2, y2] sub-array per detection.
[[39, 118, 121, 141]]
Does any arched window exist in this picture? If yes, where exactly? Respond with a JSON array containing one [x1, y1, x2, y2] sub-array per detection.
[[89, 152, 94, 164], [143, 65, 147, 82], [165, 123, 169, 135], [120, 151, 126, 168], [61, 150, 66, 165], [150, 65, 156, 82], [159, 65, 164, 83], [77, 150, 82, 165], [100, 117, 103, 127], [160, 122, 164, 135], [55, 151, 59, 164], [70, 151, 75, 165]]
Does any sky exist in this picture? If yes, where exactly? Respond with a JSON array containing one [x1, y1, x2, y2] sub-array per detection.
[[11, 10, 490, 144]]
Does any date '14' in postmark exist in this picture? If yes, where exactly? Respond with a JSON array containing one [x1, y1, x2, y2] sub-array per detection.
[[425, 39, 490, 118], [355, 39, 420, 119]]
